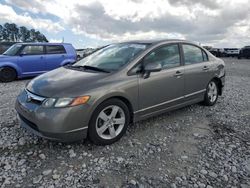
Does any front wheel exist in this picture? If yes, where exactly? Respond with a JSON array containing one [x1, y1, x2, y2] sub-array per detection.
[[0, 67, 17, 82], [88, 99, 130, 145], [203, 80, 219, 106]]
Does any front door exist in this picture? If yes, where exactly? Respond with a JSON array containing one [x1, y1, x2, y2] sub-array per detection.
[[19, 45, 46, 75], [137, 44, 185, 116]]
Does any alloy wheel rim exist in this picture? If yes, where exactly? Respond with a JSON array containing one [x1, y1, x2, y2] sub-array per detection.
[[207, 82, 218, 103], [96, 105, 125, 140]]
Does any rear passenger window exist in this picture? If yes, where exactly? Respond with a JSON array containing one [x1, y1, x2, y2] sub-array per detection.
[[46, 45, 66, 54], [183, 44, 204, 65], [144, 44, 181, 69]]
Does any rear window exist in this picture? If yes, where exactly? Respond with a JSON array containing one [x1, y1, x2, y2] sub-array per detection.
[[46, 45, 66, 54]]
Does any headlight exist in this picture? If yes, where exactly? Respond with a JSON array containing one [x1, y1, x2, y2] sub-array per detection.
[[42, 96, 90, 108], [43, 98, 56, 108], [54, 98, 73, 107]]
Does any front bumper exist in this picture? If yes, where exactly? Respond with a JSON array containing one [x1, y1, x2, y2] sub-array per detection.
[[15, 90, 91, 142]]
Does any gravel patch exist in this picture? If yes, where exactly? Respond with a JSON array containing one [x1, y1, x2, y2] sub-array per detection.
[[0, 58, 250, 187]]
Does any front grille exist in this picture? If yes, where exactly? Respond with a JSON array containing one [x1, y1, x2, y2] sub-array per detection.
[[19, 114, 39, 131]]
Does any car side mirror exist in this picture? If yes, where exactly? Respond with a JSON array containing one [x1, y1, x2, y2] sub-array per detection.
[[144, 62, 162, 72], [143, 62, 162, 79], [19, 52, 27, 56]]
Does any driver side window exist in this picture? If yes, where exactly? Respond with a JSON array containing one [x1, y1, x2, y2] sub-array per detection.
[[22, 45, 44, 55], [144, 44, 181, 69]]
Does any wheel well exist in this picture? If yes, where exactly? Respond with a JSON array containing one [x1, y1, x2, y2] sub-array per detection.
[[211, 77, 222, 95], [1, 66, 17, 77], [107, 96, 134, 123]]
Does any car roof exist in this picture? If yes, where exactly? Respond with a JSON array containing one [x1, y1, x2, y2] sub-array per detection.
[[16, 42, 72, 46], [118, 39, 193, 45], [0, 42, 19, 45]]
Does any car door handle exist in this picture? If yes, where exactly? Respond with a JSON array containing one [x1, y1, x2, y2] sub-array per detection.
[[203, 66, 209, 71], [174, 70, 183, 77]]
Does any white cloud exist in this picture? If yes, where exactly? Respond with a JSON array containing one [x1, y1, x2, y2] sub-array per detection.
[[0, 3, 64, 33], [3, 0, 250, 47], [49, 38, 63, 43]]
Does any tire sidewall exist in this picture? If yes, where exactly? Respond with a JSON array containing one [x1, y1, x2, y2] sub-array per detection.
[[0, 67, 16, 82], [88, 98, 130, 145]]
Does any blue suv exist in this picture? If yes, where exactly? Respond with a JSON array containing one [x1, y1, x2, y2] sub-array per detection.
[[0, 43, 77, 82]]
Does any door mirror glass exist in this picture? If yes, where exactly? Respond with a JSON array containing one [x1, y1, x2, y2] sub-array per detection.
[[144, 62, 162, 72]]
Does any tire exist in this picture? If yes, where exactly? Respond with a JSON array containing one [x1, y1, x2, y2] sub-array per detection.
[[0, 67, 17, 82], [88, 98, 130, 145], [203, 80, 219, 106]]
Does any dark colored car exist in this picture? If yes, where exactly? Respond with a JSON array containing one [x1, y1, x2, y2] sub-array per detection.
[[15, 39, 225, 145], [0, 43, 77, 82], [224, 48, 240, 57], [0, 42, 17, 54], [208, 48, 227, 58], [238, 46, 250, 59], [209, 49, 221, 57]]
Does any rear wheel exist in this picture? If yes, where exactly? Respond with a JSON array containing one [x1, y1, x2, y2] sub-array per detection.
[[88, 99, 130, 145], [203, 80, 219, 106], [0, 67, 17, 82]]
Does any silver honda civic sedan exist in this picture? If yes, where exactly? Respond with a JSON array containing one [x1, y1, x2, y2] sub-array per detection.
[[15, 39, 225, 145]]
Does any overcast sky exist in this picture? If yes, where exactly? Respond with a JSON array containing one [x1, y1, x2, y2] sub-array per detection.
[[0, 0, 250, 48]]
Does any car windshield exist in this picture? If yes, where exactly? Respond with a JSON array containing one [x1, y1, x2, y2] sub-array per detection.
[[73, 43, 149, 71], [3, 44, 22, 56]]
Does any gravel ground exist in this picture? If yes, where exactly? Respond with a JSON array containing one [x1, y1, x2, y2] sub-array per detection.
[[0, 58, 250, 188]]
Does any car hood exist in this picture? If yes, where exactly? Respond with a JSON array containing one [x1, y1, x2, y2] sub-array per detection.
[[0, 55, 14, 60], [26, 67, 112, 98]]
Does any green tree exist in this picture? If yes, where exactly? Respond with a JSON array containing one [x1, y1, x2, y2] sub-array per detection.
[[0, 22, 48, 42], [18, 26, 30, 42], [0, 25, 8, 41]]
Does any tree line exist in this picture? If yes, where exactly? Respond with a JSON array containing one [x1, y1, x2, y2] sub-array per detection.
[[0, 23, 48, 42]]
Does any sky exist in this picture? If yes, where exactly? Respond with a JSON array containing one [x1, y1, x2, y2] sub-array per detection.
[[0, 0, 250, 49]]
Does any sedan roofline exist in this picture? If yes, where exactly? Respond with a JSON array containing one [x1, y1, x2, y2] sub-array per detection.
[[116, 39, 193, 45]]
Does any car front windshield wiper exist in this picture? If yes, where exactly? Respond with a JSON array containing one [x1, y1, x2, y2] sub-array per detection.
[[82, 65, 110, 73], [65, 64, 110, 73]]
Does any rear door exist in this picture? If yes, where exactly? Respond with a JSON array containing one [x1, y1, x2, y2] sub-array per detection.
[[19, 45, 46, 75], [45, 45, 67, 70], [181, 44, 212, 100]]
